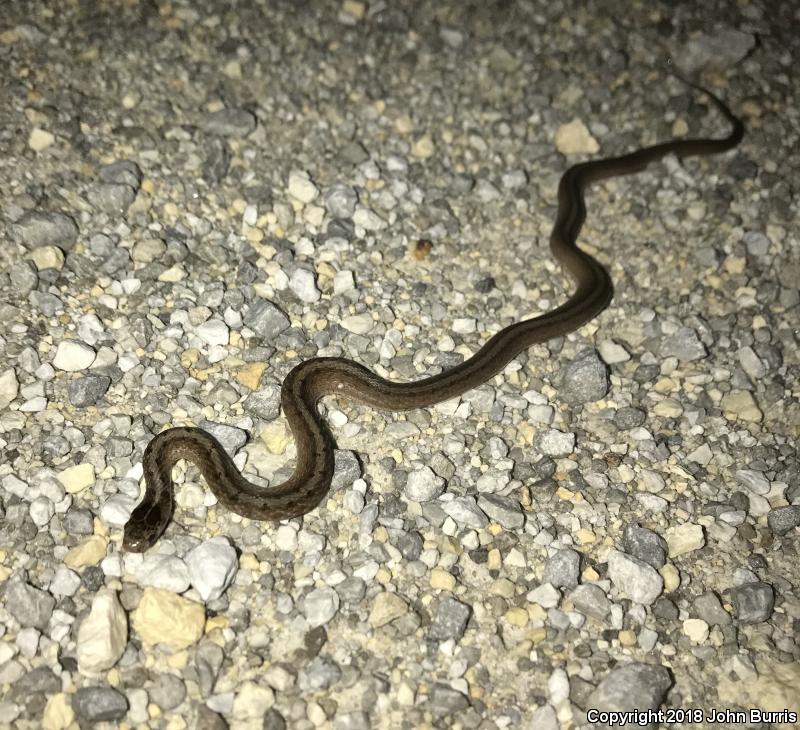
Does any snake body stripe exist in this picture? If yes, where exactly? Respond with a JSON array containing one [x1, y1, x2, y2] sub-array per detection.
[[122, 79, 743, 551]]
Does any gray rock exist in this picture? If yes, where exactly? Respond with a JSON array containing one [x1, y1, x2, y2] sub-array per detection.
[[691, 592, 731, 626], [195, 642, 225, 698], [332, 450, 362, 489], [88, 183, 137, 214], [767, 505, 800, 535], [404, 465, 445, 502], [244, 385, 281, 420], [197, 704, 230, 730], [68, 374, 111, 407], [71, 687, 128, 722], [476, 494, 524, 529], [261, 708, 285, 730], [727, 582, 774, 624], [543, 548, 580, 589], [559, 348, 609, 404], [242, 299, 290, 340], [607, 551, 663, 605], [622, 524, 668, 569], [429, 597, 471, 641], [13, 210, 78, 250], [440, 497, 488, 529], [613, 406, 646, 430], [149, 673, 187, 711], [427, 683, 469, 715], [587, 663, 671, 729], [4, 580, 55, 629], [567, 583, 610, 621], [325, 182, 358, 218], [205, 108, 257, 137], [297, 656, 341, 691], [98, 160, 142, 189], [22, 666, 61, 693], [660, 326, 707, 361]]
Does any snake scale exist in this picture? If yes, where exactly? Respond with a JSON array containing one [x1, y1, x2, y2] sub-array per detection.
[[123, 77, 743, 551]]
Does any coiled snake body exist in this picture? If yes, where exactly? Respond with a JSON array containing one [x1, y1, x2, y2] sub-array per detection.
[[123, 80, 743, 551]]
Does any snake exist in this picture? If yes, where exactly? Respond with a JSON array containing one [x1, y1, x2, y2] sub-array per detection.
[[122, 78, 743, 551]]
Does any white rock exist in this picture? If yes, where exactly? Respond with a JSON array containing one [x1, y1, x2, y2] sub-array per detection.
[[340, 313, 373, 334], [52, 340, 95, 371], [77, 590, 128, 674], [134, 554, 192, 593], [185, 537, 238, 602], [548, 667, 570, 705], [233, 682, 274, 720], [196, 319, 229, 347], [353, 207, 387, 230], [50, 566, 81, 597], [598, 340, 630, 364], [274, 524, 298, 551], [289, 268, 320, 303], [527, 583, 561, 609], [287, 170, 319, 204], [303, 587, 340, 627], [607, 550, 663, 605], [404, 466, 445, 502], [29, 496, 55, 526], [0, 368, 19, 409], [99, 494, 137, 526]]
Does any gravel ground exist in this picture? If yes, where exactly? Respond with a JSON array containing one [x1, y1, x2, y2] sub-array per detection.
[[1, 1, 798, 729]]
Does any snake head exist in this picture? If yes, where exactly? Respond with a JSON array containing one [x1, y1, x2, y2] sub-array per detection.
[[122, 501, 171, 552]]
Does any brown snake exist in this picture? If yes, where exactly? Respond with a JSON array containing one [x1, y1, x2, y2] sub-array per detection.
[[123, 79, 743, 551]]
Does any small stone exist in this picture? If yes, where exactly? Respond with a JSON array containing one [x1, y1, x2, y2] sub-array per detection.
[[131, 238, 166, 263], [411, 134, 435, 158], [623, 524, 667, 569], [68, 374, 111, 407], [607, 550, 663, 605], [542, 548, 580, 589], [133, 587, 205, 650], [303, 587, 340, 628], [196, 319, 229, 347], [559, 348, 608, 404], [4, 580, 55, 629], [57, 462, 96, 493], [537, 429, 575, 456], [369, 591, 409, 628], [440, 496, 488, 529], [52, 340, 96, 371], [555, 119, 599, 154], [526, 583, 561, 609], [242, 299, 290, 339], [232, 681, 274, 721], [340, 313, 373, 334], [134, 554, 191, 593], [660, 326, 706, 361], [0, 368, 19, 409], [185, 537, 238, 601], [476, 494, 524, 529], [64, 535, 108, 567], [404, 466, 445, 502], [587, 663, 671, 721], [13, 210, 78, 250], [692, 592, 731, 626], [42, 693, 75, 730], [567, 583, 610, 621], [71, 687, 128, 723], [204, 108, 256, 137], [721, 390, 763, 422], [429, 597, 471, 641], [77, 590, 127, 674], [683, 618, 709, 643], [287, 170, 319, 203], [766, 505, 800, 535], [289, 268, 320, 303], [29, 127, 55, 151], [29, 245, 65, 270], [665, 523, 705, 557], [726, 582, 774, 624], [325, 182, 358, 218]]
